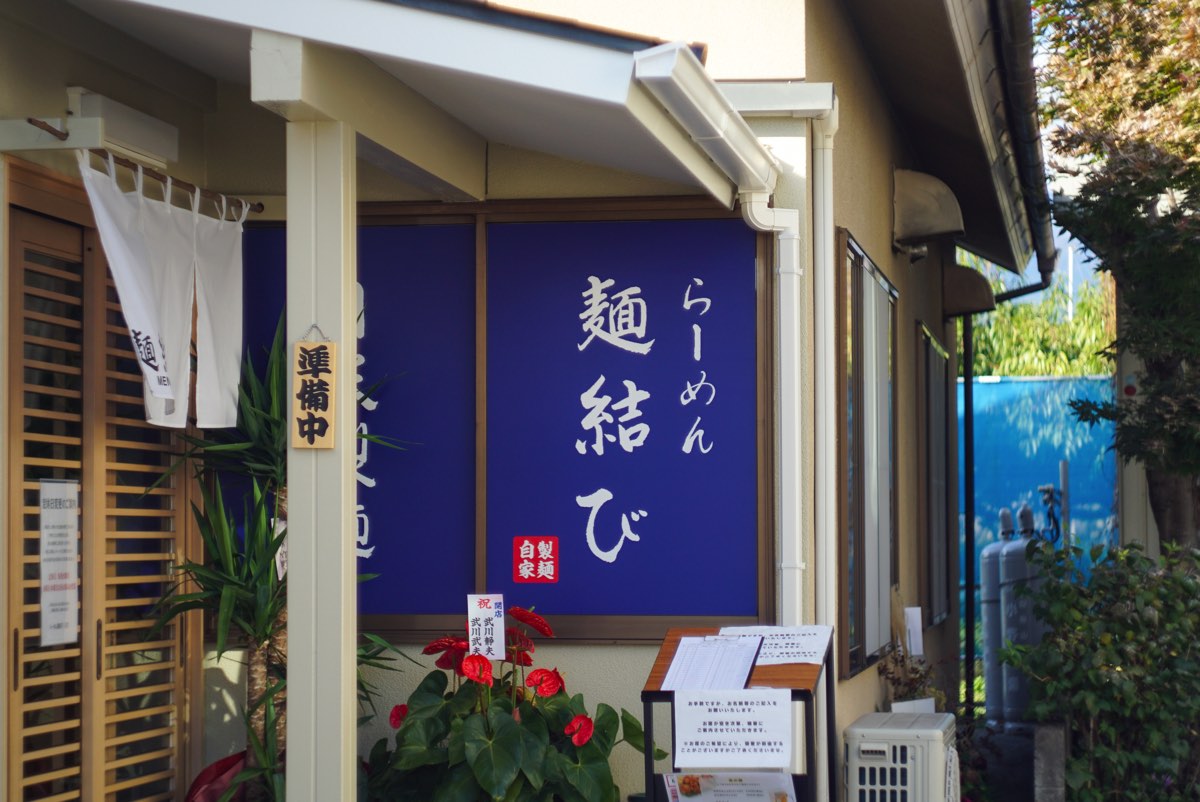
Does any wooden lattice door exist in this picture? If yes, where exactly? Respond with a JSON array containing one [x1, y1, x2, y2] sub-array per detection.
[[7, 176, 196, 802]]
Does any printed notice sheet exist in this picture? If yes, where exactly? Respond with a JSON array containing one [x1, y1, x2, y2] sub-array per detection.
[[39, 480, 80, 647], [662, 636, 762, 691], [673, 688, 792, 769], [717, 625, 832, 666], [663, 772, 795, 801]]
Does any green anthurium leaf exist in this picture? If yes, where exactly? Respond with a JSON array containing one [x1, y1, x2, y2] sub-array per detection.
[[393, 717, 450, 770], [515, 703, 549, 791], [407, 670, 449, 710], [448, 679, 481, 716], [620, 708, 666, 758], [447, 716, 466, 766], [592, 703, 619, 753], [551, 748, 613, 802], [537, 690, 573, 726], [500, 775, 533, 802], [432, 761, 482, 802], [541, 742, 564, 786], [464, 707, 524, 799]]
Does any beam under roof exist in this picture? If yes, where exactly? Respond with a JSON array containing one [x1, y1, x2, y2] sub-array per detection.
[[250, 30, 486, 201]]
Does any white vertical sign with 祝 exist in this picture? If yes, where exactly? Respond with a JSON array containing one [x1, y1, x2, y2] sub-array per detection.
[[466, 594, 505, 659], [39, 480, 81, 647]]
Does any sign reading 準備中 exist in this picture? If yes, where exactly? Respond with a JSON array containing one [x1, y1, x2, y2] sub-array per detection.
[[292, 340, 336, 449], [39, 479, 80, 647]]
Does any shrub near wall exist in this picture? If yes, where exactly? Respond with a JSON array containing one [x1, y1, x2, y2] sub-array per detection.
[[1003, 544, 1200, 800]]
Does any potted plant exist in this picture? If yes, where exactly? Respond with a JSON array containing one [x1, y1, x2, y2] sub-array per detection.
[[361, 606, 664, 802], [153, 315, 408, 801], [877, 643, 945, 713]]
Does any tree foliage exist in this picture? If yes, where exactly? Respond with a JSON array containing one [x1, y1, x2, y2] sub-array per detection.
[[1003, 543, 1200, 800], [965, 274, 1114, 377], [1036, 0, 1200, 546]]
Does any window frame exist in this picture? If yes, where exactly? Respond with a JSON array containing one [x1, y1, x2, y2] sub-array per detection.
[[836, 228, 898, 677], [917, 323, 952, 627], [345, 199, 777, 643]]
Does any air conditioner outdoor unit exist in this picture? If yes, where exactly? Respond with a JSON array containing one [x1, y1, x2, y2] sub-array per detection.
[[844, 712, 959, 802]]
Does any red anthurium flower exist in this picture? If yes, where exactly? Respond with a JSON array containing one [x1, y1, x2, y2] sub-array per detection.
[[510, 606, 555, 638], [462, 653, 494, 686], [422, 636, 464, 655], [506, 650, 533, 667], [389, 704, 407, 729], [564, 714, 594, 746], [504, 627, 535, 665], [526, 667, 565, 697], [434, 641, 469, 676]]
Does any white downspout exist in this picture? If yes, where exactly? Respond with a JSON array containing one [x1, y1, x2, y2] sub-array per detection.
[[813, 102, 839, 650], [812, 100, 840, 802], [741, 190, 818, 796], [740, 194, 803, 630]]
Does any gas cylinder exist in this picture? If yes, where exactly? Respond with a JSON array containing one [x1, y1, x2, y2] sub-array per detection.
[[981, 508, 1012, 725], [1000, 503, 1037, 730]]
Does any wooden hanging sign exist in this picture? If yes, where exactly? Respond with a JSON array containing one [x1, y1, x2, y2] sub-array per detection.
[[292, 340, 336, 449]]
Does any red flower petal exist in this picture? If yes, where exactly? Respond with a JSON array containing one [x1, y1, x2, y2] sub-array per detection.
[[389, 703, 407, 729], [564, 714, 594, 746], [526, 667, 564, 697], [504, 650, 533, 667], [435, 644, 467, 676], [509, 606, 555, 638], [462, 653, 494, 686], [423, 636, 461, 655], [504, 627, 535, 665]]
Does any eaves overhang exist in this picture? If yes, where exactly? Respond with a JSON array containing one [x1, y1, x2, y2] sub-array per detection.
[[841, 0, 1055, 275], [67, 0, 779, 207]]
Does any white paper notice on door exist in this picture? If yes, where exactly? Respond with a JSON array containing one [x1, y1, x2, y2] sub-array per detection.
[[39, 479, 80, 647]]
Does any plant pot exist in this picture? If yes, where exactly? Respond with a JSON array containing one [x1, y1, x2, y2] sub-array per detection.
[[890, 697, 937, 714]]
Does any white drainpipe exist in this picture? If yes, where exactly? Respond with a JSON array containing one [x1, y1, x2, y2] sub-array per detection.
[[739, 195, 804, 630], [812, 100, 839, 802], [812, 100, 839, 640]]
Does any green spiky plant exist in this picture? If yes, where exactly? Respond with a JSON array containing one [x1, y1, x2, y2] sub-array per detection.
[[151, 314, 409, 801], [153, 477, 286, 800]]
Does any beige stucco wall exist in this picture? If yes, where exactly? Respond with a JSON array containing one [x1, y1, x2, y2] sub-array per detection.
[[806, 0, 960, 737], [0, 0, 215, 187], [493, 0, 805, 80]]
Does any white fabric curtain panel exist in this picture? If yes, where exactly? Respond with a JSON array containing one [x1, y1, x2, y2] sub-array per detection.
[[76, 150, 244, 428]]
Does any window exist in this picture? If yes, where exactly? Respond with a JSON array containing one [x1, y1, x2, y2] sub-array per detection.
[[918, 324, 951, 626], [837, 230, 897, 676], [244, 204, 775, 641]]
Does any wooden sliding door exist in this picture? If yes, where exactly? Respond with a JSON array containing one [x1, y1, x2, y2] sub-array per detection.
[[7, 160, 197, 801]]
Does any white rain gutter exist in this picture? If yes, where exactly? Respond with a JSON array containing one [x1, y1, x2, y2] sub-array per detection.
[[711, 81, 839, 802], [635, 45, 808, 632], [635, 48, 810, 630], [812, 103, 839, 638], [638, 62, 842, 802]]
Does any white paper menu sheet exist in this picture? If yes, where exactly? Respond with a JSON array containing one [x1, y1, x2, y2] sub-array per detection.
[[661, 635, 762, 691], [663, 772, 795, 801], [717, 625, 833, 666]]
